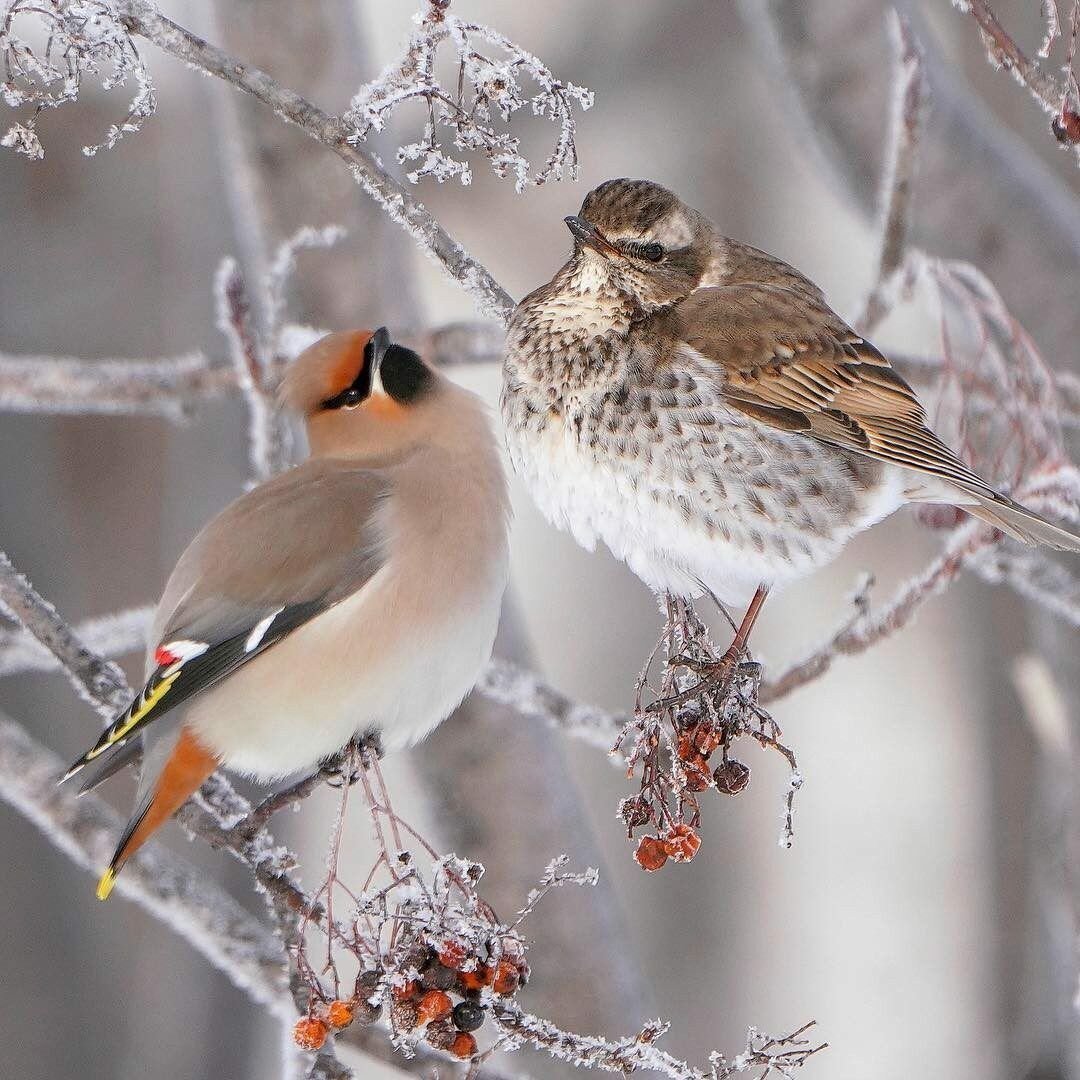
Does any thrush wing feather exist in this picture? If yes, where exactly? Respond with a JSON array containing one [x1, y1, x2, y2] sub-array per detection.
[[676, 284, 1080, 551], [63, 462, 391, 784]]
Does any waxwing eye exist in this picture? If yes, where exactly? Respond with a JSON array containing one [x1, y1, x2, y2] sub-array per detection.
[[641, 242, 664, 263], [343, 387, 363, 409]]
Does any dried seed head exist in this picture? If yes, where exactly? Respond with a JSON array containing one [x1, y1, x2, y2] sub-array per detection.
[[450, 1031, 478, 1060], [663, 823, 701, 862], [713, 758, 751, 795], [633, 835, 668, 872], [326, 1000, 354, 1030], [1052, 110, 1080, 144], [619, 795, 651, 830], [293, 1017, 328, 1052], [417, 989, 453, 1025], [452, 1000, 486, 1032]]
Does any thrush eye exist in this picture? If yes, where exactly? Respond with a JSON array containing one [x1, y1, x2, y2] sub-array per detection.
[[640, 242, 664, 263]]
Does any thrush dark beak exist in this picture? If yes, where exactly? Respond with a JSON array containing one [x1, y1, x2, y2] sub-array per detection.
[[368, 326, 391, 377], [564, 215, 622, 258]]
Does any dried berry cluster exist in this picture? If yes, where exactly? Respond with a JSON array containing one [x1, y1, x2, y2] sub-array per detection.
[[617, 600, 802, 871], [292, 941, 528, 1060], [344, 0, 593, 189], [386, 940, 528, 1060], [286, 747, 591, 1068]]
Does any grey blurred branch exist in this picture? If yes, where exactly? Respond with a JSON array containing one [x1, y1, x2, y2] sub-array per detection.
[[0, 322, 502, 421], [853, 11, 925, 334]]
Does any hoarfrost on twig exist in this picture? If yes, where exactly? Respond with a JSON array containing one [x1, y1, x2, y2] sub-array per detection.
[[344, 0, 593, 192], [0, 0, 155, 158]]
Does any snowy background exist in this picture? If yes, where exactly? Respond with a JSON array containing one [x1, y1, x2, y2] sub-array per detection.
[[1, 1, 1078, 1078]]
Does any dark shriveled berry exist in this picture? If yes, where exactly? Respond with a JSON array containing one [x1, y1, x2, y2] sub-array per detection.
[[420, 960, 457, 991], [452, 1000, 485, 1032], [713, 758, 750, 795], [425, 1018, 458, 1051]]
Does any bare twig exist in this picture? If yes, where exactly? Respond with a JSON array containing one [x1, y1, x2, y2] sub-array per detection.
[[0, 604, 150, 677], [214, 257, 286, 480], [853, 11, 926, 334], [0, 713, 290, 1008], [492, 1004, 826, 1079], [760, 521, 987, 704], [954, 0, 1080, 153], [0, 548, 128, 716]]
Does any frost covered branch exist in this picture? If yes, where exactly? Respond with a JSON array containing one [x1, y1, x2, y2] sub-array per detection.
[[0, 0, 155, 159], [0, 548, 129, 716], [952, 0, 1080, 156], [345, 0, 593, 189], [491, 1008, 825, 1080]]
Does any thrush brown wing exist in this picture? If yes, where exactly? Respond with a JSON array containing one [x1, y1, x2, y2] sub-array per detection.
[[674, 283, 1080, 550]]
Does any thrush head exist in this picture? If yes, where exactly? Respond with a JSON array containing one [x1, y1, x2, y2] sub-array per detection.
[[562, 178, 713, 313], [282, 328, 440, 462]]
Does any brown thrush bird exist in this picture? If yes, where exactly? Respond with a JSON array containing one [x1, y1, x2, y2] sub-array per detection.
[[501, 178, 1080, 649]]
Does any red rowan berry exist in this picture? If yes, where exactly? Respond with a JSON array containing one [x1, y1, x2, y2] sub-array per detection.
[[293, 1017, 328, 1051], [416, 989, 453, 1025], [663, 823, 701, 862], [326, 1000, 354, 1030], [450, 1031, 478, 1059], [633, 835, 668, 872]]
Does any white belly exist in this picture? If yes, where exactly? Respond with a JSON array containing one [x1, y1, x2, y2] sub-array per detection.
[[509, 418, 905, 606], [186, 564, 505, 781]]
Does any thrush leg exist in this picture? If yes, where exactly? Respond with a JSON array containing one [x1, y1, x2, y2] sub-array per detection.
[[720, 584, 770, 668]]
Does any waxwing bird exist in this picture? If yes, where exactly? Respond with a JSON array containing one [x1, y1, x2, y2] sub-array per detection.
[[502, 178, 1080, 652], [64, 328, 510, 899]]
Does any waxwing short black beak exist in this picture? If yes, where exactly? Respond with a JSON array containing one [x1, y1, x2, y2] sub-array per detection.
[[564, 215, 621, 257], [369, 325, 392, 376]]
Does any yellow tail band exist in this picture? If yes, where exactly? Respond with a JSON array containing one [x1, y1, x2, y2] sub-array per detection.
[[96, 866, 117, 901]]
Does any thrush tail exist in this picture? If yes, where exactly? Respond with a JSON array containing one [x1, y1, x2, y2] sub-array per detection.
[[965, 491, 1080, 552], [96, 727, 218, 901]]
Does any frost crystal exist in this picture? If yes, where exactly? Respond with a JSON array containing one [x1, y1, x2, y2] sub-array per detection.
[[0, 0, 156, 159], [344, 0, 593, 191]]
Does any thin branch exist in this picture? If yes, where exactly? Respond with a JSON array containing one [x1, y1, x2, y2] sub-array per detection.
[[214, 257, 286, 480], [0, 604, 151, 677], [854, 11, 926, 334], [759, 521, 987, 704], [112, 0, 515, 322], [493, 1002, 825, 1079], [955, 0, 1080, 152], [0, 549, 128, 717]]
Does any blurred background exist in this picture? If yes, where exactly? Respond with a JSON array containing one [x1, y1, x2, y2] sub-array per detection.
[[1, 1, 1078, 1078]]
